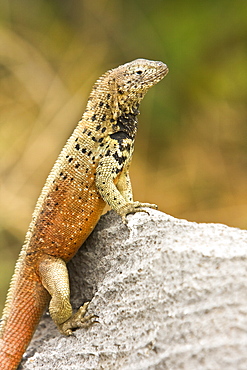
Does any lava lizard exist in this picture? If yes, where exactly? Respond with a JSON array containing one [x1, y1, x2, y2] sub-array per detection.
[[0, 58, 168, 369]]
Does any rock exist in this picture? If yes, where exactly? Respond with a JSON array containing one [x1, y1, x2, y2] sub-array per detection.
[[21, 210, 247, 370]]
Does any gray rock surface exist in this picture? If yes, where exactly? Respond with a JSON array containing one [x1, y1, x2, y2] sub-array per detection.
[[20, 210, 247, 370]]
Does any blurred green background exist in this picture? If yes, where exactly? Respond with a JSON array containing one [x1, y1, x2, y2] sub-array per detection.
[[1, 0, 247, 311]]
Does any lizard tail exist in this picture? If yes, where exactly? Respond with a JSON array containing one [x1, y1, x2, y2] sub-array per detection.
[[0, 278, 49, 370]]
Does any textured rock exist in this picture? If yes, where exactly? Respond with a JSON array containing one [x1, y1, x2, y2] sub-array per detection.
[[20, 210, 247, 370]]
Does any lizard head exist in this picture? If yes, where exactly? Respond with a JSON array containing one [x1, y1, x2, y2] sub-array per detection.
[[109, 58, 168, 119], [89, 59, 168, 121], [113, 58, 168, 96]]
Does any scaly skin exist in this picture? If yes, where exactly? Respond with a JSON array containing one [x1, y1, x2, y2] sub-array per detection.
[[0, 58, 168, 369]]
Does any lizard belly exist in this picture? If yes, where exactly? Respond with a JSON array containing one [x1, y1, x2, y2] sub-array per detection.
[[28, 176, 105, 262]]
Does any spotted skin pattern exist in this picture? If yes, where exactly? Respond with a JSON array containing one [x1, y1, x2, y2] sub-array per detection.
[[0, 59, 168, 369]]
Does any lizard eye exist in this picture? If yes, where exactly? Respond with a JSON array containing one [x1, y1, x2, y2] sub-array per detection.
[[136, 70, 143, 75]]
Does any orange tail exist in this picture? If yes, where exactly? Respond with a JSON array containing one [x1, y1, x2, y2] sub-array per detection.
[[0, 278, 49, 370]]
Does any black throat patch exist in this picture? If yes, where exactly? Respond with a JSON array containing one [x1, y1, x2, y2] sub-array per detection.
[[111, 112, 138, 142]]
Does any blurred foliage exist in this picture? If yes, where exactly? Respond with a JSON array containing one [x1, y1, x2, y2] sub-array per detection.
[[1, 0, 247, 310]]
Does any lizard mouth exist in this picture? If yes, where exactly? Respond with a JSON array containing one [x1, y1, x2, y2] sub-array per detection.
[[155, 62, 169, 79], [145, 63, 169, 86]]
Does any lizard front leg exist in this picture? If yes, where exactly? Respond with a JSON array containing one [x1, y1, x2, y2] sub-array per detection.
[[96, 157, 157, 223], [38, 255, 96, 336], [117, 168, 157, 219]]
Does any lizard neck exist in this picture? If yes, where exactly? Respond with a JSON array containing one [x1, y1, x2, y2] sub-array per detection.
[[83, 89, 140, 141], [112, 110, 139, 141]]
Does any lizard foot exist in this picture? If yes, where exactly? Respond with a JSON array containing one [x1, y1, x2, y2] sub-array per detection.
[[118, 201, 158, 223], [59, 302, 98, 336]]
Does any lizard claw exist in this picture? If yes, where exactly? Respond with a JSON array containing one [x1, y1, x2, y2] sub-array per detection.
[[59, 302, 98, 336], [118, 202, 158, 223]]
